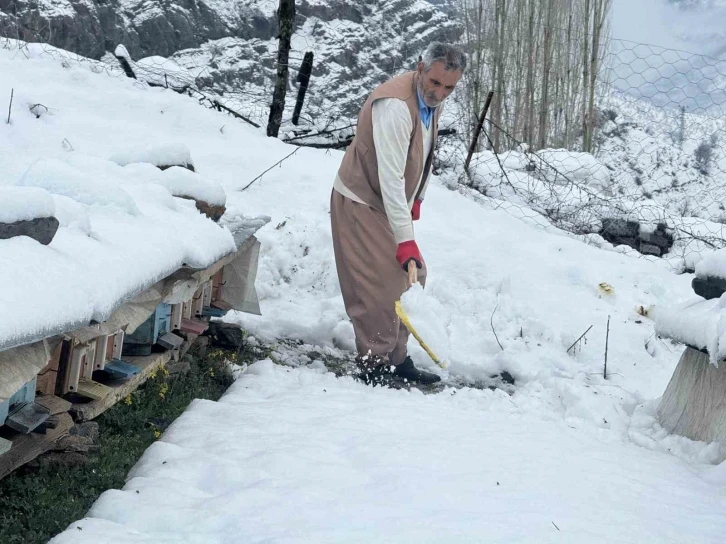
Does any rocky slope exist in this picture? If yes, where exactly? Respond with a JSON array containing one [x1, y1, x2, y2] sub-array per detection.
[[1, 0, 461, 126]]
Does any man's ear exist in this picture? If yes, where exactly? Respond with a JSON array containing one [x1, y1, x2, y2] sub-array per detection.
[[417, 61, 425, 74]]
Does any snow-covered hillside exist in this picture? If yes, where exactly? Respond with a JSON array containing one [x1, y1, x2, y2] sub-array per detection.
[[3, 37, 725, 543], [1, 0, 461, 128]]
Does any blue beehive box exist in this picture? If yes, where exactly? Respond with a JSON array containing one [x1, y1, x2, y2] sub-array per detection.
[[122, 303, 172, 356], [0, 376, 38, 427]]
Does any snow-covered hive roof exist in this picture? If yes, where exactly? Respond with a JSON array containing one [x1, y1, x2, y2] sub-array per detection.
[[655, 249, 726, 366], [0, 150, 236, 352]]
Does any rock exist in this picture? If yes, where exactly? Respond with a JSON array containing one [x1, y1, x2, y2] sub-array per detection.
[[177, 196, 226, 222], [205, 322, 246, 351], [640, 231, 670, 248], [27, 451, 90, 470], [158, 163, 195, 173], [69, 421, 100, 444], [600, 218, 640, 238], [166, 359, 191, 377], [693, 276, 726, 300], [54, 434, 98, 453], [0, 216, 59, 245], [640, 242, 662, 256]]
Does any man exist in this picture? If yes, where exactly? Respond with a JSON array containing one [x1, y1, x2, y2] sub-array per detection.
[[330, 42, 466, 385]]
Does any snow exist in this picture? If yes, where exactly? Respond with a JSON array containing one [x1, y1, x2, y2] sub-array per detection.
[[17, 158, 140, 215], [537, 149, 613, 192], [0, 186, 55, 223], [655, 296, 726, 365], [49, 361, 726, 544], [121, 163, 227, 206], [399, 283, 452, 370], [695, 248, 726, 279], [134, 56, 196, 90], [109, 143, 195, 170], [0, 46, 239, 351], [160, 166, 226, 206], [114, 44, 131, 60], [3, 36, 726, 543]]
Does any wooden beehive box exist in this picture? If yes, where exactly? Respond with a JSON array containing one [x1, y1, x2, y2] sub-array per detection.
[[122, 303, 172, 356], [93, 330, 125, 372], [0, 377, 37, 426], [192, 285, 205, 318], [36, 340, 64, 397], [56, 337, 97, 395], [171, 303, 183, 331], [0, 376, 49, 434]]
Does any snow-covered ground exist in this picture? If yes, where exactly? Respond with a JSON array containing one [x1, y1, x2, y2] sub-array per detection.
[[2, 41, 726, 543], [50, 362, 726, 543]]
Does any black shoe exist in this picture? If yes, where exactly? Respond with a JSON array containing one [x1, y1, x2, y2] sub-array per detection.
[[394, 357, 441, 384], [355, 354, 394, 386]]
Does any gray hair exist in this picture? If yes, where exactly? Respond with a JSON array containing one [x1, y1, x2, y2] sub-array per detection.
[[421, 42, 467, 73]]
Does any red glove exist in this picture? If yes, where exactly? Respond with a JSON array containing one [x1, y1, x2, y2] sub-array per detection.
[[396, 240, 422, 270], [411, 199, 422, 221]]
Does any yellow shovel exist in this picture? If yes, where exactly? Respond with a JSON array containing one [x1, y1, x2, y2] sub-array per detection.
[[395, 261, 446, 369]]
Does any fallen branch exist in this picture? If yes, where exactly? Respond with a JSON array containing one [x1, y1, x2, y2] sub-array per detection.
[[286, 138, 352, 150], [490, 302, 504, 351], [7, 88, 13, 124], [567, 325, 593, 354], [282, 123, 356, 143], [604, 315, 611, 379], [212, 100, 261, 129], [241, 147, 301, 192]]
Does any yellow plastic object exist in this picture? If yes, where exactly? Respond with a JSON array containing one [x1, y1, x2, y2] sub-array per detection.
[[598, 282, 614, 296], [395, 300, 446, 369]]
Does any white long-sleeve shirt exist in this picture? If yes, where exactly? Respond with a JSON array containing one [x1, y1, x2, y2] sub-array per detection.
[[334, 98, 434, 244]]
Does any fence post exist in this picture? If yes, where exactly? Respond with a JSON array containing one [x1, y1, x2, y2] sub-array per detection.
[[464, 91, 495, 173], [292, 51, 314, 126], [267, 0, 296, 138]]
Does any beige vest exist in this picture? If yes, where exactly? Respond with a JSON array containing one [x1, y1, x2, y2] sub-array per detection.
[[336, 71, 441, 216]]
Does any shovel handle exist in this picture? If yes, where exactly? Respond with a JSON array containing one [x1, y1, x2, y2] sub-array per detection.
[[408, 260, 418, 286]]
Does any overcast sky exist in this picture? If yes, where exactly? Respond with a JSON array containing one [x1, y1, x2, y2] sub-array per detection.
[[610, 0, 726, 57]]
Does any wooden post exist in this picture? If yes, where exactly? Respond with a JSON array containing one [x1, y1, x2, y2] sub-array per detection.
[[267, 0, 296, 137], [292, 51, 314, 126], [464, 91, 495, 172]]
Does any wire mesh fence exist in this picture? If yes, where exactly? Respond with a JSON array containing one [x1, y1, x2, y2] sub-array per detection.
[[1, 1, 725, 272], [445, 37, 726, 273]]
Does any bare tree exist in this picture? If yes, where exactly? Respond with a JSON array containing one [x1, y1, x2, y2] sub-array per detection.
[[267, 0, 296, 138], [455, 0, 612, 153]]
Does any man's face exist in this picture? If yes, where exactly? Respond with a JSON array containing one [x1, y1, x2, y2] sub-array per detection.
[[417, 61, 463, 108]]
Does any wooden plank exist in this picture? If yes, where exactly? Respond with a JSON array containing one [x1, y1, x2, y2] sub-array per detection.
[[6, 402, 50, 434], [76, 379, 113, 401], [34, 395, 72, 416], [70, 351, 171, 422], [180, 318, 207, 335], [0, 437, 10, 456], [103, 359, 141, 379], [0, 412, 74, 480], [36, 370, 58, 397], [157, 332, 184, 351]]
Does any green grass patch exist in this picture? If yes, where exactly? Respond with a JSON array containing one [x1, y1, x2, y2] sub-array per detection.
[[0, 341, 265, 544]]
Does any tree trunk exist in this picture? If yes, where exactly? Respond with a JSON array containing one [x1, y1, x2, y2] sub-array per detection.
[[524, 0, 536, 146], [493, 0, 506, 152], [267, 0, 296, 138], [582, 0, 590, 151], [538, 0, 554, 150]]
